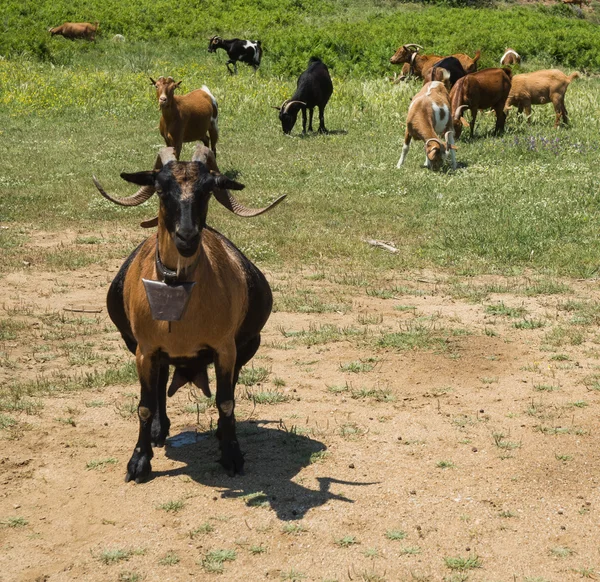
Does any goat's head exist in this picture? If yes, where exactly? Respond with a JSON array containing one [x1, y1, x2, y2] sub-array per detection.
[[150, 76, 181, 109], [208, 36, 221, 53], [93, 146, 286, 257], [390, 44, 423, 65], [424, 133, 455, 171], [273, 100, 307, 134]]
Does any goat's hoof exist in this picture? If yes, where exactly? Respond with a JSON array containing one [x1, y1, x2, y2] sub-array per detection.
[[125, 450, 152, 483], [219, 441, 245, 477]]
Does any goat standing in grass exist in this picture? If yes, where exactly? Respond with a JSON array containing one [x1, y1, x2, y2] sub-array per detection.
[[504, 69, 579, 127], [274, 57, 333, 135], [397, 80, 457, 171], [151, 76, 219, 158], [49, 21, 99, 41], [93, 145, 285, 482]]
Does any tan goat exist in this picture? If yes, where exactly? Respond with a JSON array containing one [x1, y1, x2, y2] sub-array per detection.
[[49, 22, 99, 40], [150, 76, 219, 158], [390, 44, 480, 80], [504, 69, 579, 127], [397, 80, 457, 171]]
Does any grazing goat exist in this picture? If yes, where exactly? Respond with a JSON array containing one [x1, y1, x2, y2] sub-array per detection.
[[424, 57, 467, 89], [500, 48, 521, 66], [397, 81, 457, 171], [504, 69, 579, 127], [150, 76, 219, 158], [390, 44, 480, 79], [208, 36, 262, 74], [274, 57, 333, 135], [450, 67, 512, 139], [93, 145, 286, 482], [48, 22, 99, 41], [562, 0, 589, 7]]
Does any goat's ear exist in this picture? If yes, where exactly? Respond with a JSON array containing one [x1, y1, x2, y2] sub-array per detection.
[[120, 170, 156, 186], [210, 172, 245, 191]]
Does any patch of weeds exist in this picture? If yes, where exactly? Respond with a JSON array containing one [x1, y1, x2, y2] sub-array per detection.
[[550, 546, 573, 558], [239, 366, 270, 387], [533, 383, 560, 392], [280, 324, 365, 347], [574, 567, 597, 578], [399, 546, 421, 555], [338, 422, 365, 440], [485, 302, 527, 318], [523, 280, 570, 296], [583, 374, 600, 391], [249, 544, 267, 555], [55, 417, 76, 426], [436, 460, 455, 469], [535, 425, 588, 436], [498, 510, 516, 518], [480, 376, 498, 384], [569, 400, 588, 408], [189, 523, 214, 538], [543, 326, 584, 347], [157, 500, 185, 513], [555, 453, 573, 462], [0, 414, 17, 429], [118, 572, 143, 582], [363, 547, 380, 558], [514, 319, 545, 330], [282, 523, 307, 535], [444, 555, 482, 571], [85, 400, 105, 408], [327, 383, 350, 394], [0, 396, 43, 415], [550, 353, 570, 361], [86, 457, 118, 470], [377, 323, 448, 352], [99, 548, 143, 565], [2, 516, 28, 528], [244, 492, 270, 508], [273, 377, 286, 387], [358, 313, 384, 325], [246, 389, 290, 405], [350, 387, 395, 402], [309, 450, 330, 464], [385, 529, 407, 541], [200, 549, 236, 573], [280, 569, 307, 581], [336, 535, 359, 548], [158, 551, 180, 566], [492, 432, 521, 450], [340, 358, 376, 373]]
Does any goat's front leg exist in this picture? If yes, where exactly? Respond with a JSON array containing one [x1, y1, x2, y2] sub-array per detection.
[[469, 108, 477, 138], [214, 345, 244, 476], [151, 363, 170, 447], [308, 107, 314, 132], [126, 349, 161, 483]]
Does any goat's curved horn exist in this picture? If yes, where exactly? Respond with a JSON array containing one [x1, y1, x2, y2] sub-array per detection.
[[404, 44, 423, 51], [93, 176, 156, 207], [454, 105, 469, 121], [283, 100, 307, 114], [214, 188, 287, 217], [158, 147, 177, 165]]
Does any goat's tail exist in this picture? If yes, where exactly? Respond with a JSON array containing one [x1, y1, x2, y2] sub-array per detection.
[[472, 49, 481, 64], [567, 72, 580, 83]]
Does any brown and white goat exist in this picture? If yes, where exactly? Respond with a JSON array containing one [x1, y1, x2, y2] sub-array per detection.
[[93, 145, 285, 482], [49, 22, 99, 41], [500, 48, 521, 66], [397, 81, 457, 171], [150, 76, 219, 159], [450, 67, 512, 139], [390, 44, 480, 79], [504, 69, 579, 127]]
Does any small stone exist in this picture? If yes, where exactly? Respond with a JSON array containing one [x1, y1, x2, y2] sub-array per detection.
[[472, 447, 478, 453], [349, 463, 355, 469]]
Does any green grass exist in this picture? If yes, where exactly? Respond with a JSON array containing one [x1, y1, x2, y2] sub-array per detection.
[[200, 549, 236, 573], [335, 535, 359, 547], [385, 529, 407, 541], [86, 457, 118, 470], [444, 555, 482, 571], [157, 500, 185, 513]]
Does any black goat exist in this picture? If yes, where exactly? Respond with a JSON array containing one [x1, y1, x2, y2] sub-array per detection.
[[92, 145, 285, 482], [424, 56, 467, 89], [274, 57, 333, 135], [208, 36, 262, 74]]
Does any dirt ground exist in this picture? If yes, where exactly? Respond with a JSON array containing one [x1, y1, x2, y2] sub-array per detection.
[[1, 231, 600, 582]]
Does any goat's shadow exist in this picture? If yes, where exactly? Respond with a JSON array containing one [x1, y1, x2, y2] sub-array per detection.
[[157, 420, 374, 520], [297, 129, 348, 138]]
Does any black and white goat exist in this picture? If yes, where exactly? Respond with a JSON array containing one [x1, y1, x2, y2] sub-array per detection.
[[208, 36, 262, 74], [274, 57, 333, 135]]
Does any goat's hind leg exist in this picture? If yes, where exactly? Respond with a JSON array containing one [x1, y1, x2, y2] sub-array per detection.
[[397, 131, 411, 168], [318, 105, 329, 134], [214, 345, 244, 476]]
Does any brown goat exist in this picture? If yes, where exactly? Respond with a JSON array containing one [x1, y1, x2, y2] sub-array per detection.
[[48, 22, 99, 41], [397, 81, 457, 171], [390, 44, 480, 79], [500, 48, 521, 66], [150, 76, 219, 159], [450, 68, 512, 139], [93, 145, 285, 482], [562, 0, 589, 7], [504, 69, 579, 127]]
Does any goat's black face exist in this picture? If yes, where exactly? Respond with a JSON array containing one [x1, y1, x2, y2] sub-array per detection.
[[279, 109, 298, 135], [121, 161, 244, 258], [208, 36, 220, 53]]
